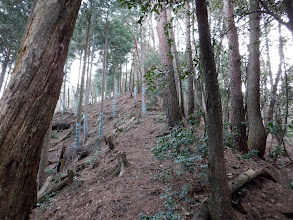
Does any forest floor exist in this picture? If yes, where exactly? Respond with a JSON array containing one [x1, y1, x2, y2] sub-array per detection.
[[31, 93, 293, 220]]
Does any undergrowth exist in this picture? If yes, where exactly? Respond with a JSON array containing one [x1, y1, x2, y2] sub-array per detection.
[[143, 112, 207, 219], [145, 111, 247, 219]]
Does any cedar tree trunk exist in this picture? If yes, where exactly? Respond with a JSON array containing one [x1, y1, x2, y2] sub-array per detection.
[[195, 0, 235, 219], [156, 3, 182, 127], [247, 0, 267, 158], [186, 0, 195, 116], [0, 0, 81, 219], [224, 0, 248, 152]]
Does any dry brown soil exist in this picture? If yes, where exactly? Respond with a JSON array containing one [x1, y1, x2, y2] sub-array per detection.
[[31, 93, 293, 220]]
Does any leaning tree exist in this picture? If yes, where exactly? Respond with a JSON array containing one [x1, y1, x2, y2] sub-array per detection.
[[0, 0, 81, 219]]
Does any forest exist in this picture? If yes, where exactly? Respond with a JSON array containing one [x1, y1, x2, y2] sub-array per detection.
[[0, 0, 293, 219]]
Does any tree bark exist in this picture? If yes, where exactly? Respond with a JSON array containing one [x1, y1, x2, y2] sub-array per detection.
[[195, 0, 235, 219], [156, 3, 182, 127], [99, 13, 109, 137], [75, 9, 91, 146], [247, 0, 267, 158], [186, 0, 195, 116], [166, 9, 185, 117], [0, 0, 81, 219], [266, 24, 283, 123], [224, 0, 248, 152]]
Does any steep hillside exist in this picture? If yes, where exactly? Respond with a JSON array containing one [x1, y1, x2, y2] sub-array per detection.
[[31, 93, 293, 220]]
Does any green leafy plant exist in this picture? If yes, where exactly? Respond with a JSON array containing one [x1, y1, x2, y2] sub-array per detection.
[[139, 188, 182, 220], [187, 110, 205, 127], [223, 122, 239, 149], [238, 150, 259, 160], [50, 132, 58, 139]]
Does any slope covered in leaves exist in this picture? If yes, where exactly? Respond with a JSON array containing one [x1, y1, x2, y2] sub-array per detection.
[[31, 94, 293, 220]]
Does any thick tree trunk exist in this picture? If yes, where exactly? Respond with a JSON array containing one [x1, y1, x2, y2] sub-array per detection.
[[186, 0, 195, 116], [166, 9, 185, 117], [224, 0, 248, 152], [156, 3, 182, 127], [195, 0, 235, 219], [0, 1, 81, 219], [247, 0, 267, 158]]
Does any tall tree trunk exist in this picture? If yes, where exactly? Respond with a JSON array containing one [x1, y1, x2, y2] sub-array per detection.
[[0, 1, 81, 219], [186, 0, 195, 116], [99, 13, 109, 137], [247, 0, 267, 158], [195, 0, 235, 219], [266, 24, 283, 123], [89, 46, 95, 104], [75, 11, 91, 146], [149, 13, 156, 50], [0, 48, 11, 95], [62, 65, 67, 114], [140, 24, 147, 115], [224, 0, 248, 152], [166, 9, 185, 117], [134, 35, 141, 94], [156, 3, 182, 127]]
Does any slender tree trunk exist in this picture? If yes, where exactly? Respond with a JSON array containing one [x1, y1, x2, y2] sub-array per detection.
[[266, 24, 283, 123], [0, 49, 11, 95], [0, 1, 81, 219], [89, 46, 95, 103], [224, 0, 248, 152], [149, 13, 156, 50], [38, 122, 51, 190], [186, 0, 195, 116], [99, 13, 109, 137], [62, 66, 67, 114], [247, 0, 267, 158], [85, 46, 91, 106], [140, 24, 147, 115], [134, 35, 141, 94], [75, 11, 91, 145], [195, 0, 235, 219], [157, 3, 182, 127]]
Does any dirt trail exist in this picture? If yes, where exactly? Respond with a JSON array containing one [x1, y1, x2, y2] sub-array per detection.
[[31, 94, 293, 220]]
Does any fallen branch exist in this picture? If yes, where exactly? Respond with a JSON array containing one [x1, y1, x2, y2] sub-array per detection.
[[116, 117, 136, 132], [47, 160, 59, 165], [193, 168, 276, 220], [37, 170, 74, 203], [49, 147, 60, 152], [38, 176, 53, 197]]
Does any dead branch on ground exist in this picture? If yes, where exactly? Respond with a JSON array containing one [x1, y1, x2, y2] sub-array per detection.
[[193, 168, 276, 220], [37, 170, 74, 203]]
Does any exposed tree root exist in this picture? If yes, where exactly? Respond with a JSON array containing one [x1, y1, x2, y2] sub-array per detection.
[[192, 168, 276, 220], [37, 170, 74, 203]]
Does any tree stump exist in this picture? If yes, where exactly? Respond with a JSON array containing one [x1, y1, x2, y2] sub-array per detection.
[[112, 152, 131, 177], [104, 133, 115, 150]]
